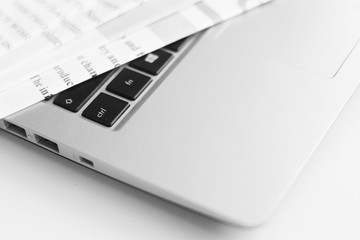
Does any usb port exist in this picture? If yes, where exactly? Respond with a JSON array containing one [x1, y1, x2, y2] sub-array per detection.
[[79, 157, 94, 167], [4, 121, 27, 138], [35, 135, 59, 152]]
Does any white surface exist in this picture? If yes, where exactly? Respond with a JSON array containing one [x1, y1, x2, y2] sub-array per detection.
[[1, 82, 360, 239]]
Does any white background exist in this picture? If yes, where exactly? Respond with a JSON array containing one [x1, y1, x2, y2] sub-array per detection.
[[1, 83, 360, 240], [2, 1, 360, 239]]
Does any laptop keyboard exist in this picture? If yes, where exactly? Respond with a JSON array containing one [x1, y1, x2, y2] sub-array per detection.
[[52, 37, 191, 127]]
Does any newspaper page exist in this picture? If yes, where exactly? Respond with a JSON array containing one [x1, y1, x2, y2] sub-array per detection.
[[0, 0, 272, 119], [0, 0, 145, 72], [0, 0, 201, 91]]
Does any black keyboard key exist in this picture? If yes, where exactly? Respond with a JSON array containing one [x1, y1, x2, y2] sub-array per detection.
[[53, 73, 108, 112], [82, 93, 129, 127], [165, 38, 188, 52], [129, 50, 173, 75], [106, 68, 152, 101]]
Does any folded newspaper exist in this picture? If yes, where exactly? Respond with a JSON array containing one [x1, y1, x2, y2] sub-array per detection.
[[0, 0, 201, 90], [0, 0, 272, 119], [0, 0, 146, 71]]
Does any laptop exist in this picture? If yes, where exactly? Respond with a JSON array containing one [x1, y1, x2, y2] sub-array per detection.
[[2, 0, 360, 227]]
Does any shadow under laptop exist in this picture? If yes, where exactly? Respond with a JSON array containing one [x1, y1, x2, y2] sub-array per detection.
[[0, 130, 254, 239]]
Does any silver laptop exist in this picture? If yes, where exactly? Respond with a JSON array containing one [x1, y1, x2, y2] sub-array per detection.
[[2, 0, 360, 227]]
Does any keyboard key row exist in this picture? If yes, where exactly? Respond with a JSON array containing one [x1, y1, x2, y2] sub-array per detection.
[[53, 38, 189, 127]]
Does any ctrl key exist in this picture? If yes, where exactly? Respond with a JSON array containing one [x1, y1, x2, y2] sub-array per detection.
[[82, 93, 129, 127]]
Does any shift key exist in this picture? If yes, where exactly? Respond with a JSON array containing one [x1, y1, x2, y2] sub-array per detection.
[[54, 73, 108, 112]]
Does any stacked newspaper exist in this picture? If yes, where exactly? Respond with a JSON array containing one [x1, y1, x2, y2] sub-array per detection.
[[0, 0, 272, 119]]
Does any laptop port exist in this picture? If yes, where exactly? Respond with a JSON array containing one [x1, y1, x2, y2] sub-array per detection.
[[79, 157, 94, 167], [35, 134, 59, 153], [4, 121, 27, 138]]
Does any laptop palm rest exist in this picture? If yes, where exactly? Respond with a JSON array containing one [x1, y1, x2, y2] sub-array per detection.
[[220, 0, 360, 78]]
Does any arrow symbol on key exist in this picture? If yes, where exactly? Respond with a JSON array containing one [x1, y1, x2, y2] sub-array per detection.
[[65, 99, 73, 104]]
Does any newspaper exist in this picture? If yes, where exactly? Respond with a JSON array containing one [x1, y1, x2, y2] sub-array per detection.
[[0, 0, 145, 75], [0, 0, 201, 91], [0, 0, 272, 119]]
